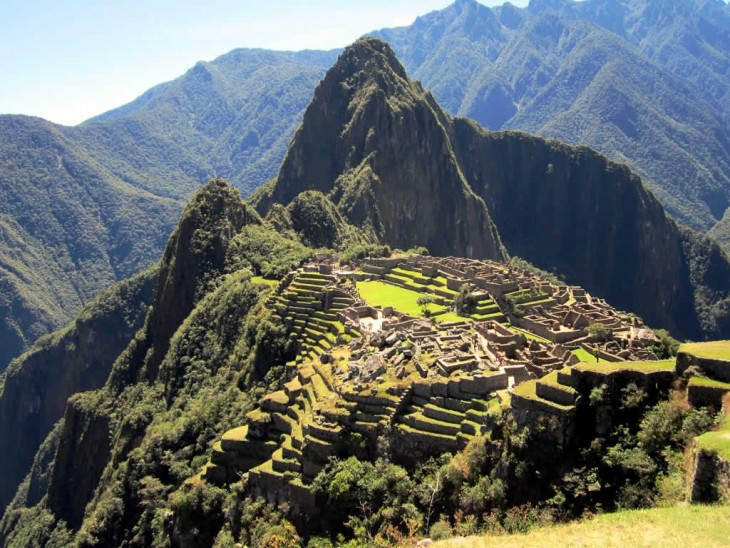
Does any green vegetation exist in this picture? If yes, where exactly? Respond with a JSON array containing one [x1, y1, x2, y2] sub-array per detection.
[[339, 243, 391, 266], [356, 280, 448, 319], [649, 329, 681, 359], [226, 224, 313, 279], [575, 360, 675, 374], [696, 407, 730, 460], [679, 341, 730, 361], [586, 323, 610, 342], [286, 190, 369, 249], [435, 505, 730, 548]]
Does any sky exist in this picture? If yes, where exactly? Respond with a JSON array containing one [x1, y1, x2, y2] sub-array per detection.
[[0, 0, 529, 126]]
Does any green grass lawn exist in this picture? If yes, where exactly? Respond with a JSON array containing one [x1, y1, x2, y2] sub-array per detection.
[[356, 280, 433, 316], [679, 341, 730, 361], [251, 275, 279, 287], [572, 347, 608, 364], [356, 280, 465, 322], [574, 359, 674, 374], [435, 505, 730, 548]]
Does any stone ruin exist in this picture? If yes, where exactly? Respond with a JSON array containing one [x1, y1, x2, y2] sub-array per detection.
[[200, 255, 665, 516]]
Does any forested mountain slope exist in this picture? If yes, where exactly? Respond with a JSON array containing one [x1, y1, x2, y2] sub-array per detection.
[[3, 40, 730, 543], [0, 50, 334, 371]]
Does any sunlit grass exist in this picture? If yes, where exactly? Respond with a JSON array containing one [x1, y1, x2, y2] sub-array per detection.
[[435, 505, 730, 548], [574, 360, 674, 374], [356, 280, 459, 321], [679, 341, 730, 361], [572, 347, 608, 364]]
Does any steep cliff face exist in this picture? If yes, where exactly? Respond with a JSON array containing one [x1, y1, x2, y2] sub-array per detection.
[[449, 122, 703, 338], [0, 266, 156, 515], [111, 178, 261, 387], [46, 392, 113, 530], [255, 38, 506, 260]]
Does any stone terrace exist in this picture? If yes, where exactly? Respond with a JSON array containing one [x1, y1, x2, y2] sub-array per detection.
[[201, 255, 663, 511]]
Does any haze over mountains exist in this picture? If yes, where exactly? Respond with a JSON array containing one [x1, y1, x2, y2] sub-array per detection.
[[1, 0, 729, 370]]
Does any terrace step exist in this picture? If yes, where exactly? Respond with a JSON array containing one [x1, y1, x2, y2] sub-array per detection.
[[395, 424, 460, 449], [272, 448, 301, 474], [282, 436, 303, 461], [423, 403, 465, 424], [536, 378, 578, 406], [460, 420, 482, 436], [403, 411, 462, 436]]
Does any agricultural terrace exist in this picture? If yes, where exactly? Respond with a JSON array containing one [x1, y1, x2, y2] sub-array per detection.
[[679, 341, 730, 361], [574, 359, 675, 374], [696, 406, 730, 460]]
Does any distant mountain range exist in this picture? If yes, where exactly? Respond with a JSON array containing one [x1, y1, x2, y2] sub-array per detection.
[[1, 0, 728, 369]]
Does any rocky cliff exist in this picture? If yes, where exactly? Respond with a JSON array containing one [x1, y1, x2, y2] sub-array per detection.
[[0, 266, 156, 515]]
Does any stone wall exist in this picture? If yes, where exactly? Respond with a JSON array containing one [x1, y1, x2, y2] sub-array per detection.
[[689, 446, 730, 503], [688, 382, 730, 408], [677, 353, 730, 382]]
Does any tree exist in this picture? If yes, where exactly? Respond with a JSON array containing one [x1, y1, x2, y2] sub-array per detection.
[[453, 284, 478, 316], [417, 295, 438, 317], [586, 323, 610, 342]]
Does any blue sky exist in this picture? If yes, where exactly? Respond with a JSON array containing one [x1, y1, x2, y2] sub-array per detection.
[[0, 1, 529, 125]]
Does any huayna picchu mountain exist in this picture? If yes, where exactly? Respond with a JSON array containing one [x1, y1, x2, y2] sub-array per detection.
[[3, 37, 730, 546], [256, 38, 730, 341], [253, 39, 506, 261]]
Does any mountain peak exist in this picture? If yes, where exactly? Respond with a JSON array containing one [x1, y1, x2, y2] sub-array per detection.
[[255, 38, 506, 260], [331, 37, 410, 87]]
